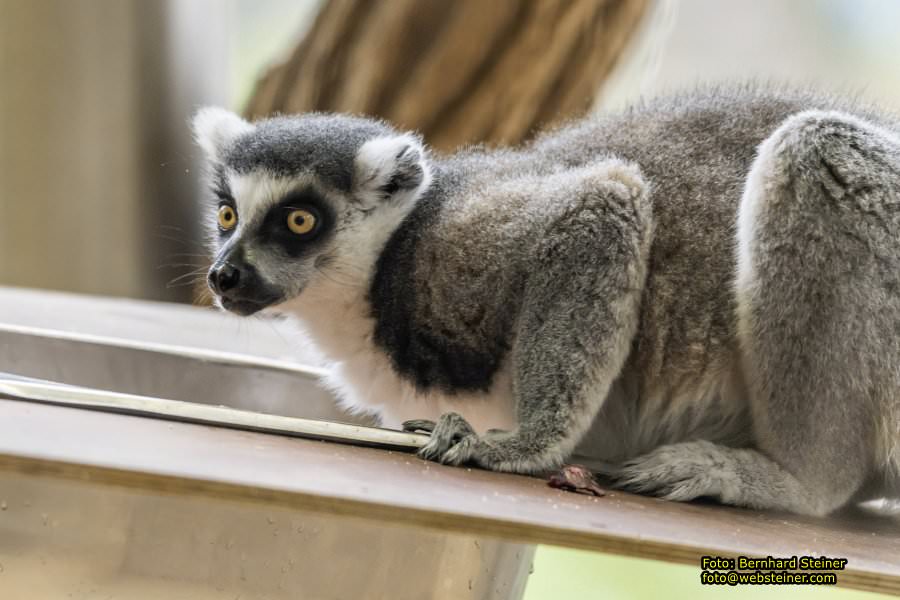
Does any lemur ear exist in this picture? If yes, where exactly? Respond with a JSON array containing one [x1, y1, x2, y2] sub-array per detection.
[[353, 134, 430, 206], [192, 107, 254, 163]]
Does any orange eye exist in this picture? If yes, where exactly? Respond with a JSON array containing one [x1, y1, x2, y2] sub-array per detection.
[[287, 209, 317, 235], [217, 205, 237, 231]]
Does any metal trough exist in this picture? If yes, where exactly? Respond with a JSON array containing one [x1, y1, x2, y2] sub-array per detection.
[[0, 288, 534, 600]]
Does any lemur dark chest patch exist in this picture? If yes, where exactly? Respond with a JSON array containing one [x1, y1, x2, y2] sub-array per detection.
[[368, 187, 506, 393]]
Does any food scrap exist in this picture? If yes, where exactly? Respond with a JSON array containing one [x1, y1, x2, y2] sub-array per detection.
[[547, 464, 606, 497]]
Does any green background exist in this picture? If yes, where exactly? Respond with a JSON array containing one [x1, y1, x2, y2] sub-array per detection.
[[524, 547, 887, 599]]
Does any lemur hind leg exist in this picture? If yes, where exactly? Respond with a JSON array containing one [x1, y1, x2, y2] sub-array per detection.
[[404, 160, 653, 473], [612, 111, 900, 515]]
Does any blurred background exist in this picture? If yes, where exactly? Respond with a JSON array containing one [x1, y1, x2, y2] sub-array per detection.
[[3, 0, 900, 303], [2, 1, 899, 598]]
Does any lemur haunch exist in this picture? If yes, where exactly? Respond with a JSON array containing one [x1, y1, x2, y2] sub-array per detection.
[[194, 84, 900, 516]]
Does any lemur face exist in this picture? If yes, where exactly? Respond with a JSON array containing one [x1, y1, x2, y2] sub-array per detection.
[[193, 108, 430, 315]]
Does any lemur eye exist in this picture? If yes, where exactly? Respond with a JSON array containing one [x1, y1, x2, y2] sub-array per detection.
[[217, 205, 237, 231], [287, 209, 317, 235]]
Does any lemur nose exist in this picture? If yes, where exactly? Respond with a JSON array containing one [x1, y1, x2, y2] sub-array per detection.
[[210, 263, 241, 295]]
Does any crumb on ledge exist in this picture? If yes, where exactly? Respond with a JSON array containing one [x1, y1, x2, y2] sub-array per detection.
[[547, 464, 607, 497]]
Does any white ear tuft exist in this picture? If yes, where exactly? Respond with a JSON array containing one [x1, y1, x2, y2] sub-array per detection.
[[354, 134, 430, 206], [192, 107, 254, 162]]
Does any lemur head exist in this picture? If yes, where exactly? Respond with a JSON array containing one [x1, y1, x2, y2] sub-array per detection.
[[192, 108, 432, 315]]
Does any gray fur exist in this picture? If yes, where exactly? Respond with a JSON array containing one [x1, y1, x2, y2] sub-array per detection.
[[224, 113, 394, 191], [194, 84, 900, 516]]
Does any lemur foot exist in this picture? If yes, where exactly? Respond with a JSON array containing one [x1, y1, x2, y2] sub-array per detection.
[[403, 412, 541, 472], [605, 441, 730, 502], [403, 412, 481, 465], [403, 413, 474, 464]]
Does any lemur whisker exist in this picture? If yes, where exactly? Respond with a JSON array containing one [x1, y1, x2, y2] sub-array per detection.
[[157, 262, 208, 270], [165, 269, 209, 288], [155, 227, 208, 251], [192, 288, 213, 306], [166, 280, 207, 290], [314, 266, 358, 288]]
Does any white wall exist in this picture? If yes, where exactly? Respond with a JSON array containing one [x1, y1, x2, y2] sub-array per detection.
[[600, 0, 900, 111]]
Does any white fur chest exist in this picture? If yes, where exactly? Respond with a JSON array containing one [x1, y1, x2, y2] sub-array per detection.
[[278, 280, 517, 433]]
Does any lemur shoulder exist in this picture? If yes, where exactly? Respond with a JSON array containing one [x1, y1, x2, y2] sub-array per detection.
[[195, 84, 900, 516]]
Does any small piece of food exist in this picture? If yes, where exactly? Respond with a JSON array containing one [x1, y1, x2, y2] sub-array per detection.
[[548, 464, 606, 497]]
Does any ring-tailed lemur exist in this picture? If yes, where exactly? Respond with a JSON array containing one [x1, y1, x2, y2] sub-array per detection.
[[194, 84, 900, 516]]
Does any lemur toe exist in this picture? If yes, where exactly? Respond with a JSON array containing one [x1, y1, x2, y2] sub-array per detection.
[[440, 435, 479, 466], [415, 412, 477, 463], [402, 419, 436, 433], [607, 442, 725, 503]]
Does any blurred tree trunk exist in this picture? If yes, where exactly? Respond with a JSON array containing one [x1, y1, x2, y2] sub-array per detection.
[[245, 0, 649, 152], [199, 0, 648, 303]]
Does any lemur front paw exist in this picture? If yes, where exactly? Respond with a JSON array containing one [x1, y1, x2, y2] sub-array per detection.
[[403, 412, 476, 465], [402, 412, 539, 472], [605, 441, 729, 502]]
